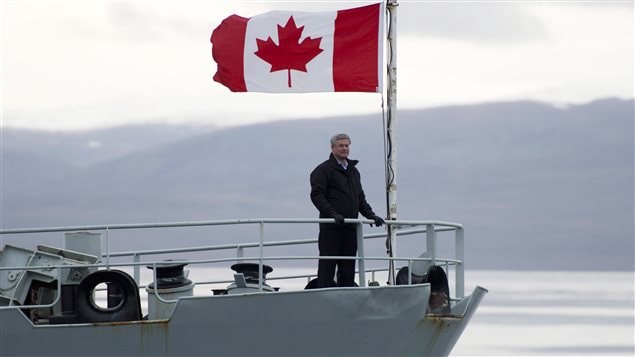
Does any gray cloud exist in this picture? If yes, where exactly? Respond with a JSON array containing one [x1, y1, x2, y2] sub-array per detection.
[[60, 2, 205, 43], [250, 2, 550, 44], [397, 3, 549, 44], [107, 2, 204, 42]]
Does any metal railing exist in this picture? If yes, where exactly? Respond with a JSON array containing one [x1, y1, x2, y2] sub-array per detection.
[[0, 218, 465, 309]]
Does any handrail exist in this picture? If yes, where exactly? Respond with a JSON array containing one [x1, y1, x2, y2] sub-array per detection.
[[0, 218, 466, 306], [0, 256, 461, 273], [0, 218, 461, 235], [101, 226, 439, 258]]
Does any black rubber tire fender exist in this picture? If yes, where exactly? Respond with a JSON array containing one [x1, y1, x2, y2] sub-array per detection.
[[75, 270, 142, 323]]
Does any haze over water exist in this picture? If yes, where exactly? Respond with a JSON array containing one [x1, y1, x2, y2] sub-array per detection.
[[454, 270, 634, 356]]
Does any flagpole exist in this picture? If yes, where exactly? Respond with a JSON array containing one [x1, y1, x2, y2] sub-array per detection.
[[385, 0, 398, 285]]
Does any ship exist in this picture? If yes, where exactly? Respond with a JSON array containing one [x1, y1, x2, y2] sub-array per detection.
[[0, 218, 486, 356]]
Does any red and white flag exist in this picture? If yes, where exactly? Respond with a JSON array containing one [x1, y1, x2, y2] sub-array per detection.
[[211, 3, 384, 93]]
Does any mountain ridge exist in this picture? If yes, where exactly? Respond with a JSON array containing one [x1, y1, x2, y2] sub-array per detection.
[[1, 98, 633, 270]]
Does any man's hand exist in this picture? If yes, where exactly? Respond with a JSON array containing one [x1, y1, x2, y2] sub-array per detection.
[[333, 214, 345, 225], [372, 216, 385, 227]]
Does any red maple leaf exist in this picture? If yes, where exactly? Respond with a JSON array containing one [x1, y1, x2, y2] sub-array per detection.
[[254, 16, 324, 88]]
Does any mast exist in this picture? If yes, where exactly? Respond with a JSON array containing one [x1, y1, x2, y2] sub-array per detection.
[[385, 0, 398, 285]]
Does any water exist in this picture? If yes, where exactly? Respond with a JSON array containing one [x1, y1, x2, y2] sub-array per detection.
[[452, 270, 634, 356]]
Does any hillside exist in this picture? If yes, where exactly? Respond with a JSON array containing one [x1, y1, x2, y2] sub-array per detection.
[[1, 99, 633, 270]]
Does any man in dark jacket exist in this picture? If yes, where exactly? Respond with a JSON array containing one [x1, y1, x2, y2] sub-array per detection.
[[310, 133, 384, 288]]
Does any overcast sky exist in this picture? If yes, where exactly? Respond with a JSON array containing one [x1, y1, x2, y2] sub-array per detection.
[[1, 1, 633, 131]]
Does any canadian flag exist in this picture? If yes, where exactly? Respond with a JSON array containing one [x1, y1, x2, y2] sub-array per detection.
[[211, 3, 384, 93]]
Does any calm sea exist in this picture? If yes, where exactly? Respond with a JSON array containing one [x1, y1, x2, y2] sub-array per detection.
[[452, 270, 635, 356]]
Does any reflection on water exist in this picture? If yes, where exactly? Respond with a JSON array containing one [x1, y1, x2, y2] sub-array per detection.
[[453, 270, 634, 356]]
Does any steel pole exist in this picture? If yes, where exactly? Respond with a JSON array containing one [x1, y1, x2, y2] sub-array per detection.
[[385, 0, 398, 285]]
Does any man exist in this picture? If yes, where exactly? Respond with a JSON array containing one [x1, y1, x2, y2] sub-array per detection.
[[310, 133, 384, 288]]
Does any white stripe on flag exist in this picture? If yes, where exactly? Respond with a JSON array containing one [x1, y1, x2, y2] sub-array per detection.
[[244, 11, 337, 92]]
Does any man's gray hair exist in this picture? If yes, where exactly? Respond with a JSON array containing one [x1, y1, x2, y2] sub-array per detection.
[[330, 133, 351, 147]]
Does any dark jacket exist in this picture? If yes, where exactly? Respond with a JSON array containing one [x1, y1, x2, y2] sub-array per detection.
[[310, 154, 376, 227]]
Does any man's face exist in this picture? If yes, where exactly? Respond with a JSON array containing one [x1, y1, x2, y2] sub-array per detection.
[[331, 139, 350, 161]]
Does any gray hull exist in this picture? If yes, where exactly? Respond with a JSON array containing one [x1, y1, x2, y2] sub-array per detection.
[[1, 284, 486, 356]]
